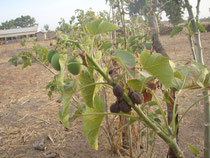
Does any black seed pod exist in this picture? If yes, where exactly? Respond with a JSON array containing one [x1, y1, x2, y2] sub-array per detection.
[[128, 91, 142, 105], [110, 102, 120, 113], [113, 84, 124, 98], [119, 100, 131, 113]]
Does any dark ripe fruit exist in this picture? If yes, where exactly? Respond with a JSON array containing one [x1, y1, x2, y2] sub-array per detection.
[[110, 102, 120, 113], [119, 100, 131, 113], [113, 84, 124, 98], [128, 91, 142, 105]]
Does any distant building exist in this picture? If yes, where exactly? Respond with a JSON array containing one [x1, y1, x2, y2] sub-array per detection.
[[0, 26, 40, 44], [0, 26, 56, 44]]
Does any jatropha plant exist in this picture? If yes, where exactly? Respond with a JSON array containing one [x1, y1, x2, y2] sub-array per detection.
[[9, 16, 210, 158]]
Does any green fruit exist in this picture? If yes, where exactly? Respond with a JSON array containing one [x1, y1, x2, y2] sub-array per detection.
[[47, 50, 55, 62], [51, 53, 61, 71], [67, 58, 83, 75]]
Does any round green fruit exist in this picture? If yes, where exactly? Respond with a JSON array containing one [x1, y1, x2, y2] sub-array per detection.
[[67, 58, 83, 75], [51, 53, 61, 71], [47, 50, 55, 63]]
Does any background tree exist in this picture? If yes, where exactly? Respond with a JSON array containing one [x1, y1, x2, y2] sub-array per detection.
[[44, 24, 50, 32], [0, 15, 37, 30], [127, 0, 184, 25], [56, 18, 72, 33]]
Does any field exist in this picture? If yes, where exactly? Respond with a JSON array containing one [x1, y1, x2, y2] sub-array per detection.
[[0, 32, 209, 158]]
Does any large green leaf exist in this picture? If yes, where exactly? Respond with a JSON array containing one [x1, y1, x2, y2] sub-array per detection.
[[82, 95, 104, 150], [140, 51, 173, 89], [78, 71, 96, 108], [172, 62, 209, 90], [85, 19, 119, 35], [113, 50, 136, 77]]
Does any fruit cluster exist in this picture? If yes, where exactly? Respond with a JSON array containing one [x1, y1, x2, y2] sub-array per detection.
[[110, 84, 142, 114], [47, 50, 83, 75], [110, 84, 131, 113]]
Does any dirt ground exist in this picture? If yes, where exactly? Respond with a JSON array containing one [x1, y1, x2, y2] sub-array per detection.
[[0, 33, 209, 158]]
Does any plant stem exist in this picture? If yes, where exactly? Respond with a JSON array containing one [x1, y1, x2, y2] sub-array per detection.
[[184, 0, 203, 63], [184, 1, 210, 157], [188, 35, 197, 61], [32, 55, 56, 75], [176, 94, 210, 134], [85, 53, 114, 85], [130, 102, 184, 158], [146, 88, 170, 133], [117, 0, 127, 49], [129, 125, 134, 158]]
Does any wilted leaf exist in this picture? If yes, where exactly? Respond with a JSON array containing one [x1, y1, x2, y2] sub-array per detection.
[[59, 80, 77, 129], [172, 62, 208, 90], [143, 90, 152, 103]]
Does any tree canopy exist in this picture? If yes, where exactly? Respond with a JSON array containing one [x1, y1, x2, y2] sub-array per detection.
[[0, 15, 37, 30], [127, 0, 184, 25]]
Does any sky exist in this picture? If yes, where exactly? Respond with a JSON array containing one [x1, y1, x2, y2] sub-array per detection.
[[0, 0, 210, 30]]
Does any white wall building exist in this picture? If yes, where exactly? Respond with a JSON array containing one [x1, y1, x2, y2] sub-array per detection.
[[0, 26, 42, 44]]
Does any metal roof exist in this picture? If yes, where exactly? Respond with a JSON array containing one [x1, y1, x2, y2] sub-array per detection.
[[0, 26, 40, 38]]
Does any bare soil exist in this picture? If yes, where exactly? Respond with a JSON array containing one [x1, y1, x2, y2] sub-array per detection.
[[0, 32, 209, 158]]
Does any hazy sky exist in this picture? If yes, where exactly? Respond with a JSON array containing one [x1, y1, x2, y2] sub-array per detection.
[[0, 0, 210, 30]]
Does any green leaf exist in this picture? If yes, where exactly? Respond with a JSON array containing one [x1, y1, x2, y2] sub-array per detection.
[[155, 109, 161, 115], [82, 95, 104, 150], [85, 19, 119, 35], [127, 76, 146, 92], [197, 22, 206, 32], [170, 26, 183, 37], [145, 43, 152, 50], [78, 71, 96, 108], [8, 56, 18, 66], [128, 118, 137, 125], [21, 56, 32, 69], [141, 131, 146, 137], [113, 50, 136, 77], [148, 101, 158, 106], [140, 51, 173, 89], [174, 70, 183, 80], [188, 144, 200, 156]]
